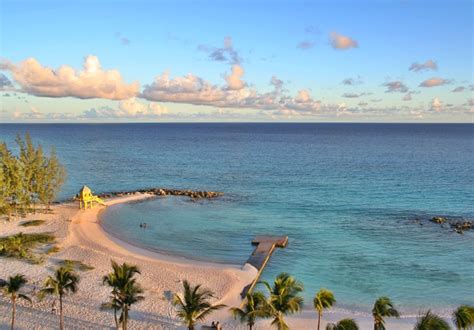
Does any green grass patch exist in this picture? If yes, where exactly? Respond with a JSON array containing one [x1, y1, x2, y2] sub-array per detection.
[[0, 232, 55, 263], [20, 220, 46, 227], [46, 245, 60, 254], [58, 259, 94, 271]]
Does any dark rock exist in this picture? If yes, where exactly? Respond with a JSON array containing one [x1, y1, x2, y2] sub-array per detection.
[[430, 217, 447, 224]]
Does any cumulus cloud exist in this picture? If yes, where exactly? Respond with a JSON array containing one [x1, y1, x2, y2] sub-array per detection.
[[431, 97, 442, 112], [342, 92, 363, 98], [10, 107, 77, 121], [1, 56, 139, 99], [451, 86, 465, 92], [83, 98, 167, 119], [224, 65, 246, 90], [409, 60, 437, 72], [270, 76, 284, 91], [198, 36, 241, 64], [384, 81, 409, 93], [141, 68, 323, 114], [297, 40, 315, 50], [342, 77, 363, 85], [330, 32, 358, 50], [419, 77, 451, 88], [403, 92, 413, 101]]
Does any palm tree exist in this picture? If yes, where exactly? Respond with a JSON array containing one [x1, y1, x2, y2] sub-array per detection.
[[453, 305, 474, 330], [260, 272, 304, 330], [414, 310, 451, 330], [230, 291, 268, 329], [314, 288, 336, 330], [0, 274, 31, 330], [39, 266, 79, 330], [173, 280, 226, 330], [326, 318, 359, 330], [372, 296, 400, 330], [102, 260, 144, 330]]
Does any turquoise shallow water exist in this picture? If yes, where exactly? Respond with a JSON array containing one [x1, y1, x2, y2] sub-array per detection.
[[1, 123, 473, 312]]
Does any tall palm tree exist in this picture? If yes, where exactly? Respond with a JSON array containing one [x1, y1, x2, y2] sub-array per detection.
[[261, 272, 304, 330], [102, 260, 144, 330], [326, 318, 359, 330], [372, 296, 400, 330], [0, 274, 31, 330], [414, 310, 451, 330], [173, 280, 226, 330], [39, 266, 79, 330], [314, 288, 336, 330], [230, 291, 268, 329], [453, 305, 474, 330]]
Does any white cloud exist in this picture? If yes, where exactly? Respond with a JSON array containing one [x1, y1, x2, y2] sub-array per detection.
[[419, 77, 451, 88], [431, 97, 442, 112], [83, 98, 167, 118], [409, 60, 437, 72], [224, 65, 246, 90], [330, 32, 358, 50], [384, 81, 409, 93], [1, 56, 139, 99], [452, 86, 465, 92]]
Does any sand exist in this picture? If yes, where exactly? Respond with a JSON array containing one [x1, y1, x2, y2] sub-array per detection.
[[0, 195, 433, 329]]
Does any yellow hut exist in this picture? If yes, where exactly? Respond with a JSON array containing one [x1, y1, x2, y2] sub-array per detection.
[[77, 185, 106, 209]]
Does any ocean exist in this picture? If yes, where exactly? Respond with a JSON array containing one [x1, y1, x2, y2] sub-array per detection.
[[1, 123, 473, 314]]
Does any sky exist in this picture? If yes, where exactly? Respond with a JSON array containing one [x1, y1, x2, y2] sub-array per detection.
[[0, 0, 473, 123]]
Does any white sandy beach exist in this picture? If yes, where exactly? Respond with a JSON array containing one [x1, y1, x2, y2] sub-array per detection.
[[1, 194, 426, 329]]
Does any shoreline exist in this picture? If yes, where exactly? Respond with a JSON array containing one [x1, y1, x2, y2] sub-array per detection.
[[96, 194, 244, 269], [0, 194, 456, 329]]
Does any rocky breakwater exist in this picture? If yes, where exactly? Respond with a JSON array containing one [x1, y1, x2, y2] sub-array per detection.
[[98, 188, 223, 200], [429, 216, 473, 234]]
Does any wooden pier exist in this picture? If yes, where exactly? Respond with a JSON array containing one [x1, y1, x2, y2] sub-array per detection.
[[241, 235, 288, 298]]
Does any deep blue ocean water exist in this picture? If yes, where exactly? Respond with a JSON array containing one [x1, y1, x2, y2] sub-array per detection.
[[1, 123, 473, 313]]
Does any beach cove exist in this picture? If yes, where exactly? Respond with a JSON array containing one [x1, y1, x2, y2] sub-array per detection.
[[0, 193, 445, 329]]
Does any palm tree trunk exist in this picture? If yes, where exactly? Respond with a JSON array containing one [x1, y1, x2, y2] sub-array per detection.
[[317, 311, 321, 330], [113, 307, 118, 329], [11, 296, 16, 330], [59, 295, 64, 330], [123, 306, 128, 330]]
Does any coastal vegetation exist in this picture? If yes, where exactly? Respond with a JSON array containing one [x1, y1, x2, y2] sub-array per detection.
[[453, 305, 474, 330], [58, 259, 95, 271], [260, 272, 305, 330], [0, 232, 55, 263], [102, 260, 144, 330], [326, 318, 359, 330], [230, 291, 268, 329], [0, 133, 66, 218], [19, 219, 46, 227], [372, 296, 400, 330], [39, 266, 80, 330], [0, 274, 31, 330], [1, 265, 471, 329], [414, 310, 451, 330], [314, 288, 336, 330], [173, 280, 226, 330]]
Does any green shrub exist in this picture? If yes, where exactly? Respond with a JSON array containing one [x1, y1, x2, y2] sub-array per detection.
[[0, 232, 55, 263], [20, 220, 46, 227], [59, 259, 94, 271]]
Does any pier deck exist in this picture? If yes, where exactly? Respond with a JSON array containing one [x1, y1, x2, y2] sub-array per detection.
[[241, 235, 288, 298]]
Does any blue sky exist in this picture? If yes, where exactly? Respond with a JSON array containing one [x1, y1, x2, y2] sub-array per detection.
[[0, 0, 472, 122]]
